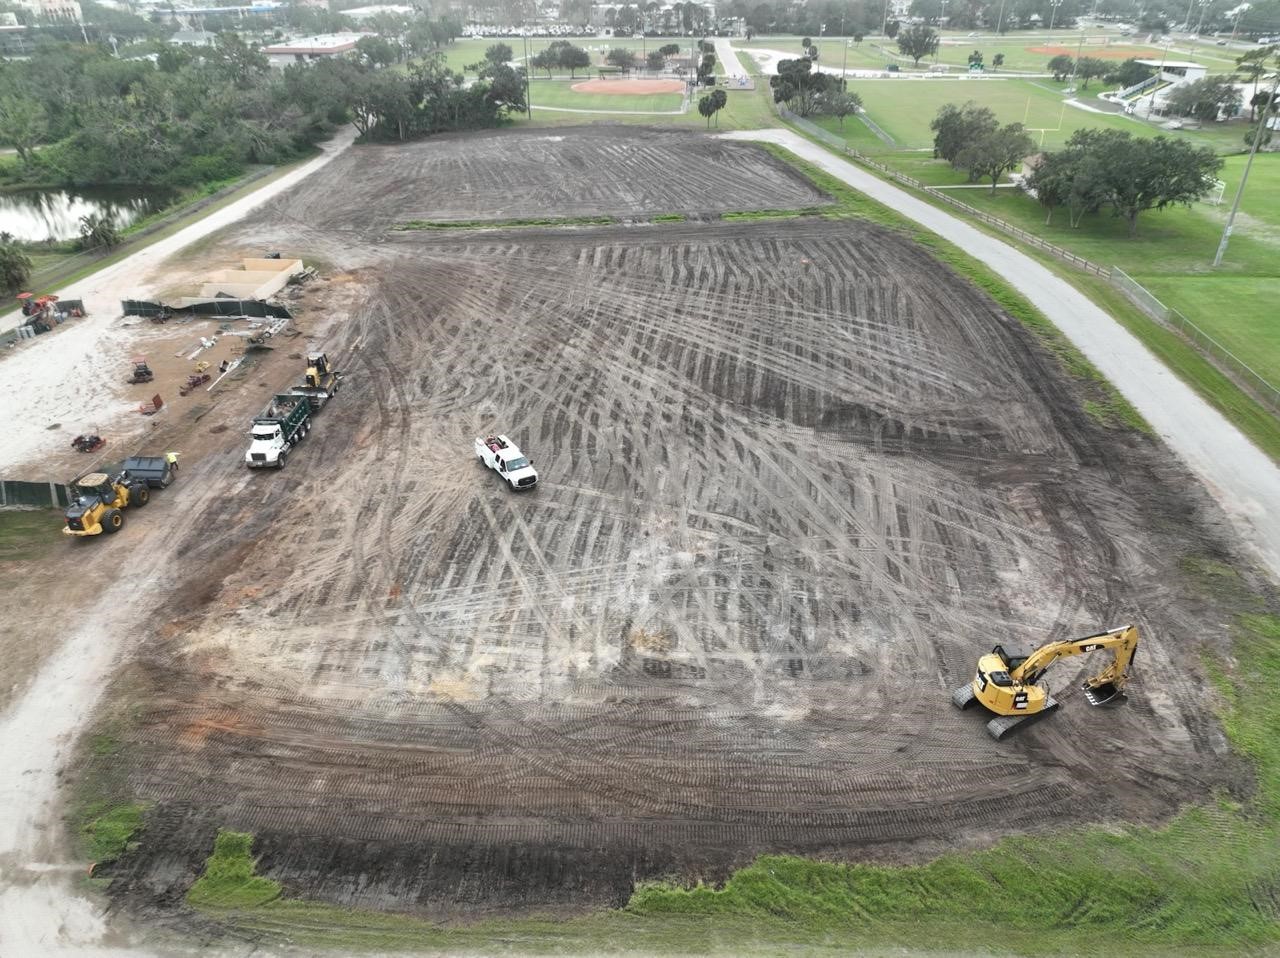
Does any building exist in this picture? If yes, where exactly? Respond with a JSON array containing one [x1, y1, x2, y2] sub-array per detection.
[[1133, 59, 1208, 85], [262, 33, 363, 66], [14, 0, 82, 22], [341, 4, 414, 20]]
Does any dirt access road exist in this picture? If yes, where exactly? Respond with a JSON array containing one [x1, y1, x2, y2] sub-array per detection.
[[724, 130, 1280, 581], [0, 127, 1257, 951], [76, 129, 1249, 923]]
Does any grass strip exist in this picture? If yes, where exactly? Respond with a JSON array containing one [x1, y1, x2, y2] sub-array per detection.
[[721, 206, 826, 221]]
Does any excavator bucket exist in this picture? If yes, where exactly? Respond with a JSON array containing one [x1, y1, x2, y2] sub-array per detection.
[[1083, 682, 1126, 708]]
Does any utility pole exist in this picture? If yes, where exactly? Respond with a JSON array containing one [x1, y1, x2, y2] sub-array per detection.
[[1068, 26, 1085, 88], [840, 14, 848, 81], [881, 0, 891, 40], [1146, 39, 1170, 118], [996, 0, 1008, 36], [1193, 0, 1209, 39], [1214, 67, 1280, 266]]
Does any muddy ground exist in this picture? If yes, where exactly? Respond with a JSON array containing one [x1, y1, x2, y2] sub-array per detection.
[[74, 128, 1249, 920]]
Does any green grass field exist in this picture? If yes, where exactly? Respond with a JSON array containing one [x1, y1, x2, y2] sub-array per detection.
[[812, 78, 1248, 154], [436, 36, 701, 75], [528, 79, 685, 113]]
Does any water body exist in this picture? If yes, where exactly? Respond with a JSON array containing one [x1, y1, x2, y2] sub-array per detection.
[[0, 186, 176, 243]]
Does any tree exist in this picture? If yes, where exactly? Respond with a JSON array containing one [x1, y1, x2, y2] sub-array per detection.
[[1104, 58, 1155, 90], [646, 50, 665, 71], [709, 87, 727, 126], [658, 43, 680, 56], [78, 211, 120, 251], [967, 49, 983, 68], [484, 42, 514, 66], [1074, 57, 1109, 89], [1047, 54, 1074, 82], [854, 32, 864, 45], [992, 53, 1004, 72], [356, 35, 399, 69], [770, 57, 838, 115], [886, 20, 900, 39], [558, 44, 591, 78], [956, 122, 1034, 191], [0, 232, 32, 294], [698, 52, 716, 80], [606, 47, 637, 71], [1025, 149, 1108, 227], [930, 101, 997, 162], [698, 93, 716, 126], [801, 35, 811, 50], [1236, 46, 1278, 119], [0, 94, 47, 167], [530, 48, 558, 78], [481, 63, 528, 116], [208, 32, 268, 87], [1165, 76, 1243, 122], [1050, 129, 1223, 235], [897, 24, 939, 66], [818, 89, 863, 127]]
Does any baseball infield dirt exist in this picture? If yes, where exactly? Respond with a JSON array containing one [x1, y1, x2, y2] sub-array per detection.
[[68, 128, 1249, 923]]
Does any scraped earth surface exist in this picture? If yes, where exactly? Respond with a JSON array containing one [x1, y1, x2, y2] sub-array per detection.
[[265, 125, 828, 233], [92, 128, 1246, 920]]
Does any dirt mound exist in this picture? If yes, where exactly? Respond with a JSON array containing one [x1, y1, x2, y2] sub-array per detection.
[[571, 78, 684, 94]]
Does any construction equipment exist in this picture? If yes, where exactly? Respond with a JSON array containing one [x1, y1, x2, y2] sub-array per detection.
[[179, 373, 211, 396], [951, 624, 1140, 740], [245, 393, 311, 469], [71, 433, 106, 454], [63, 471, 149, 537], [127, 357, 154, 385], [289, 352, 342, 410], [139, 394, 164, 416], [122, 456, 177, 489]]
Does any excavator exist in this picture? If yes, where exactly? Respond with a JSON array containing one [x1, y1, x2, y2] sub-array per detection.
[[951, 624, 1139, 740]]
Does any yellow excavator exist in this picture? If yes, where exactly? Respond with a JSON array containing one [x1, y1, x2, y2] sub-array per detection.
[[951, 624, 1139, 740], [63, 471, 149, 537]]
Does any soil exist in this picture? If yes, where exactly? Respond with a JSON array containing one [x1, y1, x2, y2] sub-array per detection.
[[261, 126, 829, 233], [58, 128, 1252, 924], [571, 78, 686, 94]]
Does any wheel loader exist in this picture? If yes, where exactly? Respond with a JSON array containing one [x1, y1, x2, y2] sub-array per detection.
[[63, 471, 150, 537], [952, 624, 1139, 740]]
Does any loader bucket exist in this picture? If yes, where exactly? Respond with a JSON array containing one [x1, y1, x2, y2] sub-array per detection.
[[1083, 681, 1125, 708]]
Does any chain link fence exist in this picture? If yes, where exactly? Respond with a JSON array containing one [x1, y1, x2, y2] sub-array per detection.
[[1111, 268, 1280, 413]]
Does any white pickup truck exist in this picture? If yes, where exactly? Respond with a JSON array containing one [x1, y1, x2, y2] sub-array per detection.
[[474, 434, 539, 490]]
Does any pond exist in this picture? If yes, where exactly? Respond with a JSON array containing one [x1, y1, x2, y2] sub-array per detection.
[[0, 186, 177, 244]]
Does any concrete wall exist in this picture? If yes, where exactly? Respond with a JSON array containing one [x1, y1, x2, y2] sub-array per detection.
[[198, 258, 303, 300]]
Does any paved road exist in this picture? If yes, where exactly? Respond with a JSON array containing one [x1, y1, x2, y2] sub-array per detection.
[[724, 129, 1280, 580], [713, 38, 751, 80]]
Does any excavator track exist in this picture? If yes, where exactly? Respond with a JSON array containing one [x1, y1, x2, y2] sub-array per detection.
[[951, 683, 979, 710], [985, 697, 1059, 740]]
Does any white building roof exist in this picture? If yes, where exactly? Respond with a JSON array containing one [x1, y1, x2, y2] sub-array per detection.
[[1134, 59, 1205, 69], [263, 33, 363, 54], [341, 4, 413, 18]]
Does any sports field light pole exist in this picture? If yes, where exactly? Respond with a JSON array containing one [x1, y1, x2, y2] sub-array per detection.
[[1214, 67, 1280, 266], [881, 0, 891, 40], [1146, 39, 1171, 118], [841, 14, 848, 80], [996, 0, 1008, 35], [1193, 0, 1210, 39], [1048, 0, 1063, 33]]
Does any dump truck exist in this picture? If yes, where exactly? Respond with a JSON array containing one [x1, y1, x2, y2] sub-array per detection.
[[122, 456, 177, 488], [63, 471, 149, 536], [245, 393, 311, 469], [290, 352, 342, 411]]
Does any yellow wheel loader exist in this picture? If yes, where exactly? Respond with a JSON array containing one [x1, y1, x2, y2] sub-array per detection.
[[951, 625, 1139, 740], [63, 471, 149, 537]]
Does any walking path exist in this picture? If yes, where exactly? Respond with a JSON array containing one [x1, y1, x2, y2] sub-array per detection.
[[724, 128, 1280, 580], [713, 38, 750, 80]]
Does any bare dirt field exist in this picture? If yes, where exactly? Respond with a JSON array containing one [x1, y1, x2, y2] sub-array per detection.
[[68, 129, 1248, 923], [571, 78, 686, 94], [265, 126, 828, 233]]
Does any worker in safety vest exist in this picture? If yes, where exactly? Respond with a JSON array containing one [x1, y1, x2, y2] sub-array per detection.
[[166, 451, 180, 473]]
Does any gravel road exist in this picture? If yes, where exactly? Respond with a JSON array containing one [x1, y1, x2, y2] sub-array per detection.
[[724, 129, 1280, 580]]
